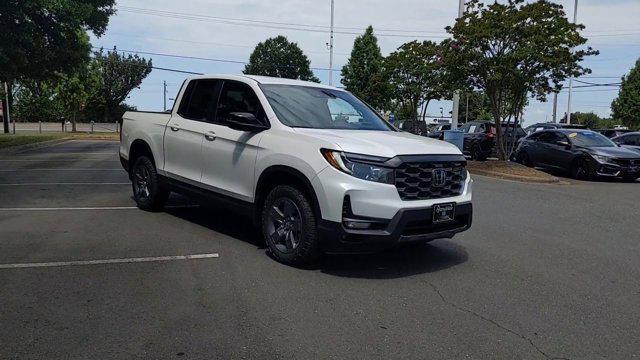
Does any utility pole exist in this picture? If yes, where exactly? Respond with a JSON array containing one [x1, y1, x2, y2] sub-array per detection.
[[552, 92, 558, 123], [566, 0, 578, 125], [3, 82, 11, 134], [451, 0, 465, 129], [328, 0, 335, 86], [163, 81, 167, 111], [465, 93, 469, 123]]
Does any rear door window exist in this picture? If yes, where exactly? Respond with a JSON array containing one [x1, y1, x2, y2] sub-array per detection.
[[179, 79, 221, 121]]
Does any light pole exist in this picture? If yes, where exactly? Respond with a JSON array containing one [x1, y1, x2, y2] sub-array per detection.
[[328, 0, 335, 86], [163, 81, 167, 112], [451, 0, 465, 130], [552, 92, 558, 123], [566, 0, 578, 125]]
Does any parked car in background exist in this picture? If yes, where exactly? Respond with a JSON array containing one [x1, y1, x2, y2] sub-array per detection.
[[524, 122, 587, 136], [427, 123, 451, 140], [513, 129, 640, 181], [612, 132, 640, 154], [395, 120, 428, 136], [461, 121, 526, 160], [597, 128, 635, 138]]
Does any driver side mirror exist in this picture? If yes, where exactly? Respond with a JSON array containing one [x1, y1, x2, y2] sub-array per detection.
[[226, 112, 269, 132], [555, 140, 571, 149]]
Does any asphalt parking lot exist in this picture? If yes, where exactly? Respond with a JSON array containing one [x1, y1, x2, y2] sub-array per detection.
[[0, 140, 639, 360]]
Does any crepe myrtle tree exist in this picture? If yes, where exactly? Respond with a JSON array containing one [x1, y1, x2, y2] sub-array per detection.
[[383, 40, 448, 124], [441, 0, 598, 160]]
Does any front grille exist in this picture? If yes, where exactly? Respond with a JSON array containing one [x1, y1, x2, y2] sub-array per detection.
[[394, 161, 466, 201], [613, 158, 639, 167]]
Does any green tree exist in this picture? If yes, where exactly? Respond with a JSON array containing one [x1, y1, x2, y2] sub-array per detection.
[[561, 112, 603, 129], [442, 0, 598, 160], [341, 26, 387, 109], [458, 92, 492, 123], [87, 49, 152, 122], [13, 81, 63, 123], [383, 40, 447, 123], [0, 0, 115, 131], [611, 59, 640, 129], [57, 72, 95, 131], [244, 36, 319, 82]]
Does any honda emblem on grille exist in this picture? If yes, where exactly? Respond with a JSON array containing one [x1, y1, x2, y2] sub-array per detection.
[[432, 169, 446, 187]]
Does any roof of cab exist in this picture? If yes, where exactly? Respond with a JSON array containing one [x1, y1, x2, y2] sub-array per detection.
[[187, 74, 341, 91]]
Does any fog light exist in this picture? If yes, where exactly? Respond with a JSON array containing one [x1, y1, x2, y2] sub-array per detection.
[[344, 221, 372, 230]]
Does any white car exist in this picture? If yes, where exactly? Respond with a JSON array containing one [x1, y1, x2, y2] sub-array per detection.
[[119, 75, 473, 265]]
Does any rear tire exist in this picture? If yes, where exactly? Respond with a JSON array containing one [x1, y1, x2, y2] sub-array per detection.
[[471, 146, 488, 161], [131, 156, 169, 211], [261, 185, 320, 266]]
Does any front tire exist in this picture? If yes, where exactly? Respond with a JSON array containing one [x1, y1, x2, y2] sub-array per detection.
[[131, 156, 169, 211], [571, 158, 592, 180], [261, 185, 320, 265], [517, 151, 533, 167]]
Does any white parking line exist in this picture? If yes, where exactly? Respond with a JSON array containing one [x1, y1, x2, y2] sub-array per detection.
[[0, 253, 219, 269], [0, 159, 120, 162], [0, 182, 130, 186], [0, 168, 122, 171], [14, 152, 117, 155], [0, 205, 199, 211]]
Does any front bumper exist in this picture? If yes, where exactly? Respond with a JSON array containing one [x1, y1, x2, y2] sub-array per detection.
[[318, 202, 472, 254], [591, 159, 640, 178]]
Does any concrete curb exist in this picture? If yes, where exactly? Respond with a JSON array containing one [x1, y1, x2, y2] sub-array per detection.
[[469, 168, 560, 184], [0, 137, 72, 155]]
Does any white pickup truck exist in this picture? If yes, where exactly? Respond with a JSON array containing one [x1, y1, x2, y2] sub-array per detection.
[[120, 75, 472, 265]]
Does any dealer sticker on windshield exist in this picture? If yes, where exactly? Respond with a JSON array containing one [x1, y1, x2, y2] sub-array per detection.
[[433, 203, 456, 223]]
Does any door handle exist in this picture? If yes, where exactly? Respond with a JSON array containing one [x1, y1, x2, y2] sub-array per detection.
[[204, 132, 216, 141], [170, 124, 180, 132]]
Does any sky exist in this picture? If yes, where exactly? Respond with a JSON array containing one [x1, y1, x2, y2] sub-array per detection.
[[89, 0, 640, 126]]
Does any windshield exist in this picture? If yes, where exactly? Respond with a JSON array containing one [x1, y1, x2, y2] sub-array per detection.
[[569, 131, 617, 147], [261, 84, 394, 131]]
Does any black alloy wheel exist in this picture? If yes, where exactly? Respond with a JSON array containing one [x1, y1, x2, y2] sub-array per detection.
[[131, 156, 169, 211], [261, 185, 320, 265], [267, 197, 303, 253], [571, 158, 592, 180]]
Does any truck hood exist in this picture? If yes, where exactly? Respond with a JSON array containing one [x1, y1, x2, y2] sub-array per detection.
[[292, 128, 462, 158]]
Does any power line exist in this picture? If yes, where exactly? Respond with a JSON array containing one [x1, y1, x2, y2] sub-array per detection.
[[573, 79, 622, 86], [93, 46, 340, 72], [118, 5, 449, 35], [116, 6, 448, 39], [90, 53, 204, 75], [106, 32, 351, 56]]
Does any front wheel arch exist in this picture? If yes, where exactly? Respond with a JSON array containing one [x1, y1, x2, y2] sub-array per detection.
[[254, 166, 322, 225]]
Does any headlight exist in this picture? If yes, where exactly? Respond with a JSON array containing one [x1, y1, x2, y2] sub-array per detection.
[[592, 154, 611, 163], [321, 149, 394, 184]]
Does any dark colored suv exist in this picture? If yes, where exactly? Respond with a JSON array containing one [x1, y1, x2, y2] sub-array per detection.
[[513, 129, 640, 180], [524, 123, 587, 136], [461, 121, 526, 160]]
